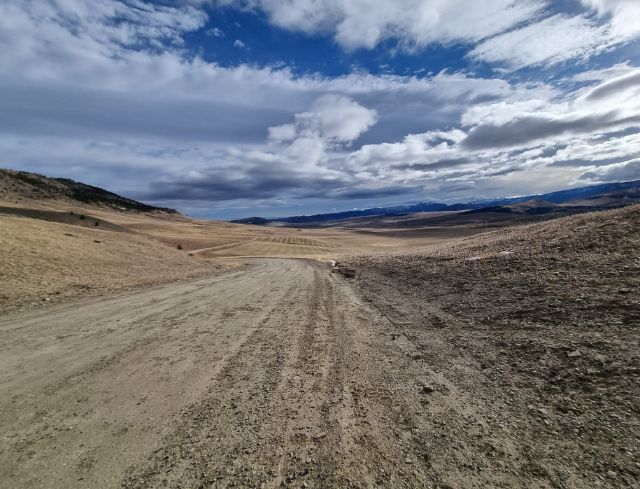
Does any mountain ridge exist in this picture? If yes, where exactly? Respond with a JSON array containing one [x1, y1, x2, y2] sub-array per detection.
[[0, 168, 179, 214], [233, 179, 640, 225]]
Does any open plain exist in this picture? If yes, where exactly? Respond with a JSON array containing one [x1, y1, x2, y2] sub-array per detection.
[[0, 169, 479, 313], [1, 171, 639, 488], [4, 2, 640, 487]]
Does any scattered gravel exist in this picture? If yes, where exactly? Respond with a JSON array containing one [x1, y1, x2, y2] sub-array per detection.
[[344, 204, 640, 488]]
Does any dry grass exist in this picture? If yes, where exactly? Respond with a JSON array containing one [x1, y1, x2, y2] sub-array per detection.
[[0, 192, 493, 313], [0, 168, 517, 313], [0, 214, 218, 313]]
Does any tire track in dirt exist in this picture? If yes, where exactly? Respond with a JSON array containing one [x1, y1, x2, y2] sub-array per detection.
[[2, 257, 494, 489], [119, 260, 414, 488], [0, 260, 311, 488], [121, 264, 315, 488]]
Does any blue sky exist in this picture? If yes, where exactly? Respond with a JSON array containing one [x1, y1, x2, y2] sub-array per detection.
[[1, 0, 639, 219]]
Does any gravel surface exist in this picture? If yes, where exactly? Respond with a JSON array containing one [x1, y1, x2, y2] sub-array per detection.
[[344, 204, 640, 488], [1, 205, 637, 489], [1, 259, 452, 488]]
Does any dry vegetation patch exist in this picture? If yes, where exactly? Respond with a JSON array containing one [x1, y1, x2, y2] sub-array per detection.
[[0, 215, 219, 313]]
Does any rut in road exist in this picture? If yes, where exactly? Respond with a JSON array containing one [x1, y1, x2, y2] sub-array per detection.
[[121, 263, 398, 488], [1, 258, 483, 488]]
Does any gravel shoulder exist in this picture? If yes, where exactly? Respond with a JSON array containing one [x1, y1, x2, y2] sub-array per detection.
[[344, 204, 640, 488]]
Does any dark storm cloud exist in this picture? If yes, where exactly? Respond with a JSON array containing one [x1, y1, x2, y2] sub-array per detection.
[[0, 84, 288, 143], [146, 165, 418, 203], [461, 112, 640, 150], [147, 169, 319, 201], [585, 72, 640, 101]]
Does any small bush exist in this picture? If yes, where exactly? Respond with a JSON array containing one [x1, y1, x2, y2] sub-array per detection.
[[94, 221, 99, 226], [79, 214, 85, 220], [176, 244, 183, 250]]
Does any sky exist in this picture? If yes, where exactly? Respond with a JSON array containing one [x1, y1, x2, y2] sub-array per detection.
[[1, 0, 640, 219]]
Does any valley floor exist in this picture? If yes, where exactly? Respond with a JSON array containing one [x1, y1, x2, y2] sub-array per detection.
[[1, 206, 638, 488]]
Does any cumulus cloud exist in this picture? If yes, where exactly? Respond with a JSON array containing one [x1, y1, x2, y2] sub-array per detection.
[[201, 95, 380, 199], [344, 69, 640, 196], [269, 94, 378, 144], [1, 0, 640, 216]]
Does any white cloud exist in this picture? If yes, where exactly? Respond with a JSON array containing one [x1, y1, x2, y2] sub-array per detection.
[[1, 0, 639, 213], [349, 130, 465, 171], [233, 39, 248, 48], [220, 1, 640, 70], [581, 0, 640, 38], [283, 94, 378, 143], [571, 62, 636, 82], [207, 27, 225, 37], [263, 95, 378, 168], [470, 1, 640, 70], [226, 0, 544, 50], [268, 123, 297, 142], [345, 68, 640, 192], [552, 133, 640, 166], [469, 14, 612, 69], [580, 159, 640, 183]]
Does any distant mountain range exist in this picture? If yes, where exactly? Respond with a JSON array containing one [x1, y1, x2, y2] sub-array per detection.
[[232, 180, 640, 225], [3, 169, 638, 225]]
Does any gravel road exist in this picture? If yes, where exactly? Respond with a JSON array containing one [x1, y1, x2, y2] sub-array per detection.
[[0, 259, 434, 488], [3, 252, 635, 489]]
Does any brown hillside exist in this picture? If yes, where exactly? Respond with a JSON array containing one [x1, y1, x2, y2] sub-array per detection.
[[344, 205, 640, 488]]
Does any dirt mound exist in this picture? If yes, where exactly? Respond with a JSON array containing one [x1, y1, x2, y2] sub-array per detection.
[[344, 205, 640, 487]]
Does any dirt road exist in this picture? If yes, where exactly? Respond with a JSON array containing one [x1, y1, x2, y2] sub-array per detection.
[[3, 254, 636, 489], [0, 259, 431, 488]]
